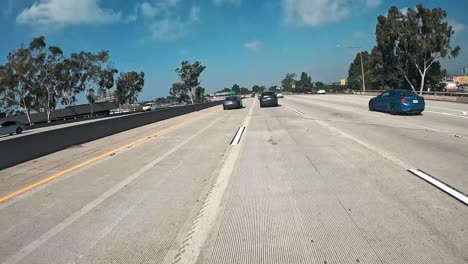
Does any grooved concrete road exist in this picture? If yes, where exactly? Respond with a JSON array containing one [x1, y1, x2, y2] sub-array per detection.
[[0, 95, 467, 264]]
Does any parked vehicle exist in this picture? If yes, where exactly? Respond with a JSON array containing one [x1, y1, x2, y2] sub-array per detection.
[[317, 89, 326, 95], [142, 102, 157, 111], [276, 93, 284, 98], [223, 96, 243, 110], [0, 121, 25, 136], [369, 89, 425, 115], [259, 92, 278, 107]]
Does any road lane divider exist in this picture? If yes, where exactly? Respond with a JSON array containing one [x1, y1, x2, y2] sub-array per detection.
[[408, 169, 468, 206], [285, 105, 304, 116], [0, 110, 218, 204], [425, 110, 468, 119], [230, 127, 245, 145], [169, 99, 255, 264], [1, 113, 226, 264]]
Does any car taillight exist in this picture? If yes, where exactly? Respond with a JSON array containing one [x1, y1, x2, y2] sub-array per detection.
[[400, 98, 408, 103]]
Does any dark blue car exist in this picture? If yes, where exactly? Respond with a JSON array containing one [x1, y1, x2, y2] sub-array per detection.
[[369, 89, 425, 115]]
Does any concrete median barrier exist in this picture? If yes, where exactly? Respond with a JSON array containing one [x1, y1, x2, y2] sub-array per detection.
[[0, 101, 222, 170]]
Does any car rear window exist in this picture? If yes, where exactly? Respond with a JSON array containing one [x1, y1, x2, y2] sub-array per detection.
[[262, 92, 275, 96], [1, 121, 15, 126], [225, 96, 238, 101], [395, 91, 417, 97]]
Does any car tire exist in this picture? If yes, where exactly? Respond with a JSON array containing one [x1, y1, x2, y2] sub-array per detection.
[[223, 106, 227, 110], [390, 105, 397, 115], [16, 127, 23, 134], [368, 102, 374, 111], [260, 103, 263, 108]]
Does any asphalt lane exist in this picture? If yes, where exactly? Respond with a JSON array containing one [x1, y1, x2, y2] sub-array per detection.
[[0, 96, 467, 264]]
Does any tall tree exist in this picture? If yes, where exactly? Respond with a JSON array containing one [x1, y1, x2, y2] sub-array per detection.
[[347, 51, 371, 90], [298, 72, 313, 92], [376, 5, 460, 94], [251, 85, 261, 93], [0, 48, 35, 124], [170, 82, 188, 103], [86, 88, 97, 115], [231, 84, 240, 94], [281, 73, 297, 91], [195, 86, 205, 103], [116, 71, 145, 108], [240, 87, 250, 94], [29, 36, 67, 122], [175, 61, 206, 104]]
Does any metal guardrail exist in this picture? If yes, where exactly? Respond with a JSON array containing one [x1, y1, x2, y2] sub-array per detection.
[[354, 90, 468, 97]]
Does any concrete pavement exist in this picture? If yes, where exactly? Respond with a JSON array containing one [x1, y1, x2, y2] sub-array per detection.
[[0, 96, 467, 264]]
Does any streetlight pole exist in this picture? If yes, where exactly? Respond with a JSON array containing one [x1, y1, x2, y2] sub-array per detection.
[[339, 45, 366, 92], [358, 50, 366, 92]]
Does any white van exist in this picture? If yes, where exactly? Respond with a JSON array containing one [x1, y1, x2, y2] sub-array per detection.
[[142, 102, 157, 111]]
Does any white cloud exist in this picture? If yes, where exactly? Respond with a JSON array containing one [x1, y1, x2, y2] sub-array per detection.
[[283, 0, 383, 27], [448, 20, 466, 35], [365, 0, 381, 8], [140, 2, 158, 18], [150, 17, 184, 40], [16, 0, 121, 27], [189, 5, 200, 22], [213, 0, 241, 7], [124, 5, 139, 23], [283, 0, 349, 26], [244, 40, 261, 50]]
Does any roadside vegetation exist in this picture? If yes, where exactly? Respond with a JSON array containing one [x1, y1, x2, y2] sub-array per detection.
[[347, 5, 460, 94], [0, 36, 145, 123]]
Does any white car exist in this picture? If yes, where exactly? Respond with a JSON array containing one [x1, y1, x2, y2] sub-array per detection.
[[0, 121, 25, 136], [142, 103, 157, 111], [317, 89, 326, 95], [276, 93, 284, 98]]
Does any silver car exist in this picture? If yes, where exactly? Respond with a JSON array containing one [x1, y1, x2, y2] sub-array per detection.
[[0, 121, 25, 136]]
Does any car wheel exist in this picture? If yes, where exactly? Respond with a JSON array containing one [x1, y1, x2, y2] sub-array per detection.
[[368, 102, 374, 111], [16, 127, 23, 134], [260, 103, 263, 108], [390, 105, 397, 115], [223, 106, 226, 110]]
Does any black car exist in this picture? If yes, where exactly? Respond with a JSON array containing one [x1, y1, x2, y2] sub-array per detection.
[[259, 92, 278, 107], [223, 96, 243, 110]]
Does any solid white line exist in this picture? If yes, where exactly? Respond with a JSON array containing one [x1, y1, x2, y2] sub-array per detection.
[[426, 106, 468, 113], [286, 105, 304, 115], [2, 115, 224, 264], [408, 169, 468, 205], [463, 111, 467, 115], [425, 110, 468, 119], [230, 127, 245, 145], [314, 119, 468, 205]]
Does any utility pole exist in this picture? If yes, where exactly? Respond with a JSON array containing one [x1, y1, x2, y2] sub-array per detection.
[[359, 50, 366, 92], [339, 45, 366, 92]]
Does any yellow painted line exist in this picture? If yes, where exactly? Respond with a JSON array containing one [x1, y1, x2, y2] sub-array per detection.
[[0, 110, 216, 204]]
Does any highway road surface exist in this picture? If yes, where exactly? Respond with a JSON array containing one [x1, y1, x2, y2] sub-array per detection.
[[0, 95, 467, 264]]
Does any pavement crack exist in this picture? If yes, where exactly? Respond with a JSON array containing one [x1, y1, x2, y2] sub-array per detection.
[[337, 198, 385, 264]]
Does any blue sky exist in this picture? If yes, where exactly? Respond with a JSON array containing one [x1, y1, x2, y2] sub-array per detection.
[[1, 0, 467, 100]]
